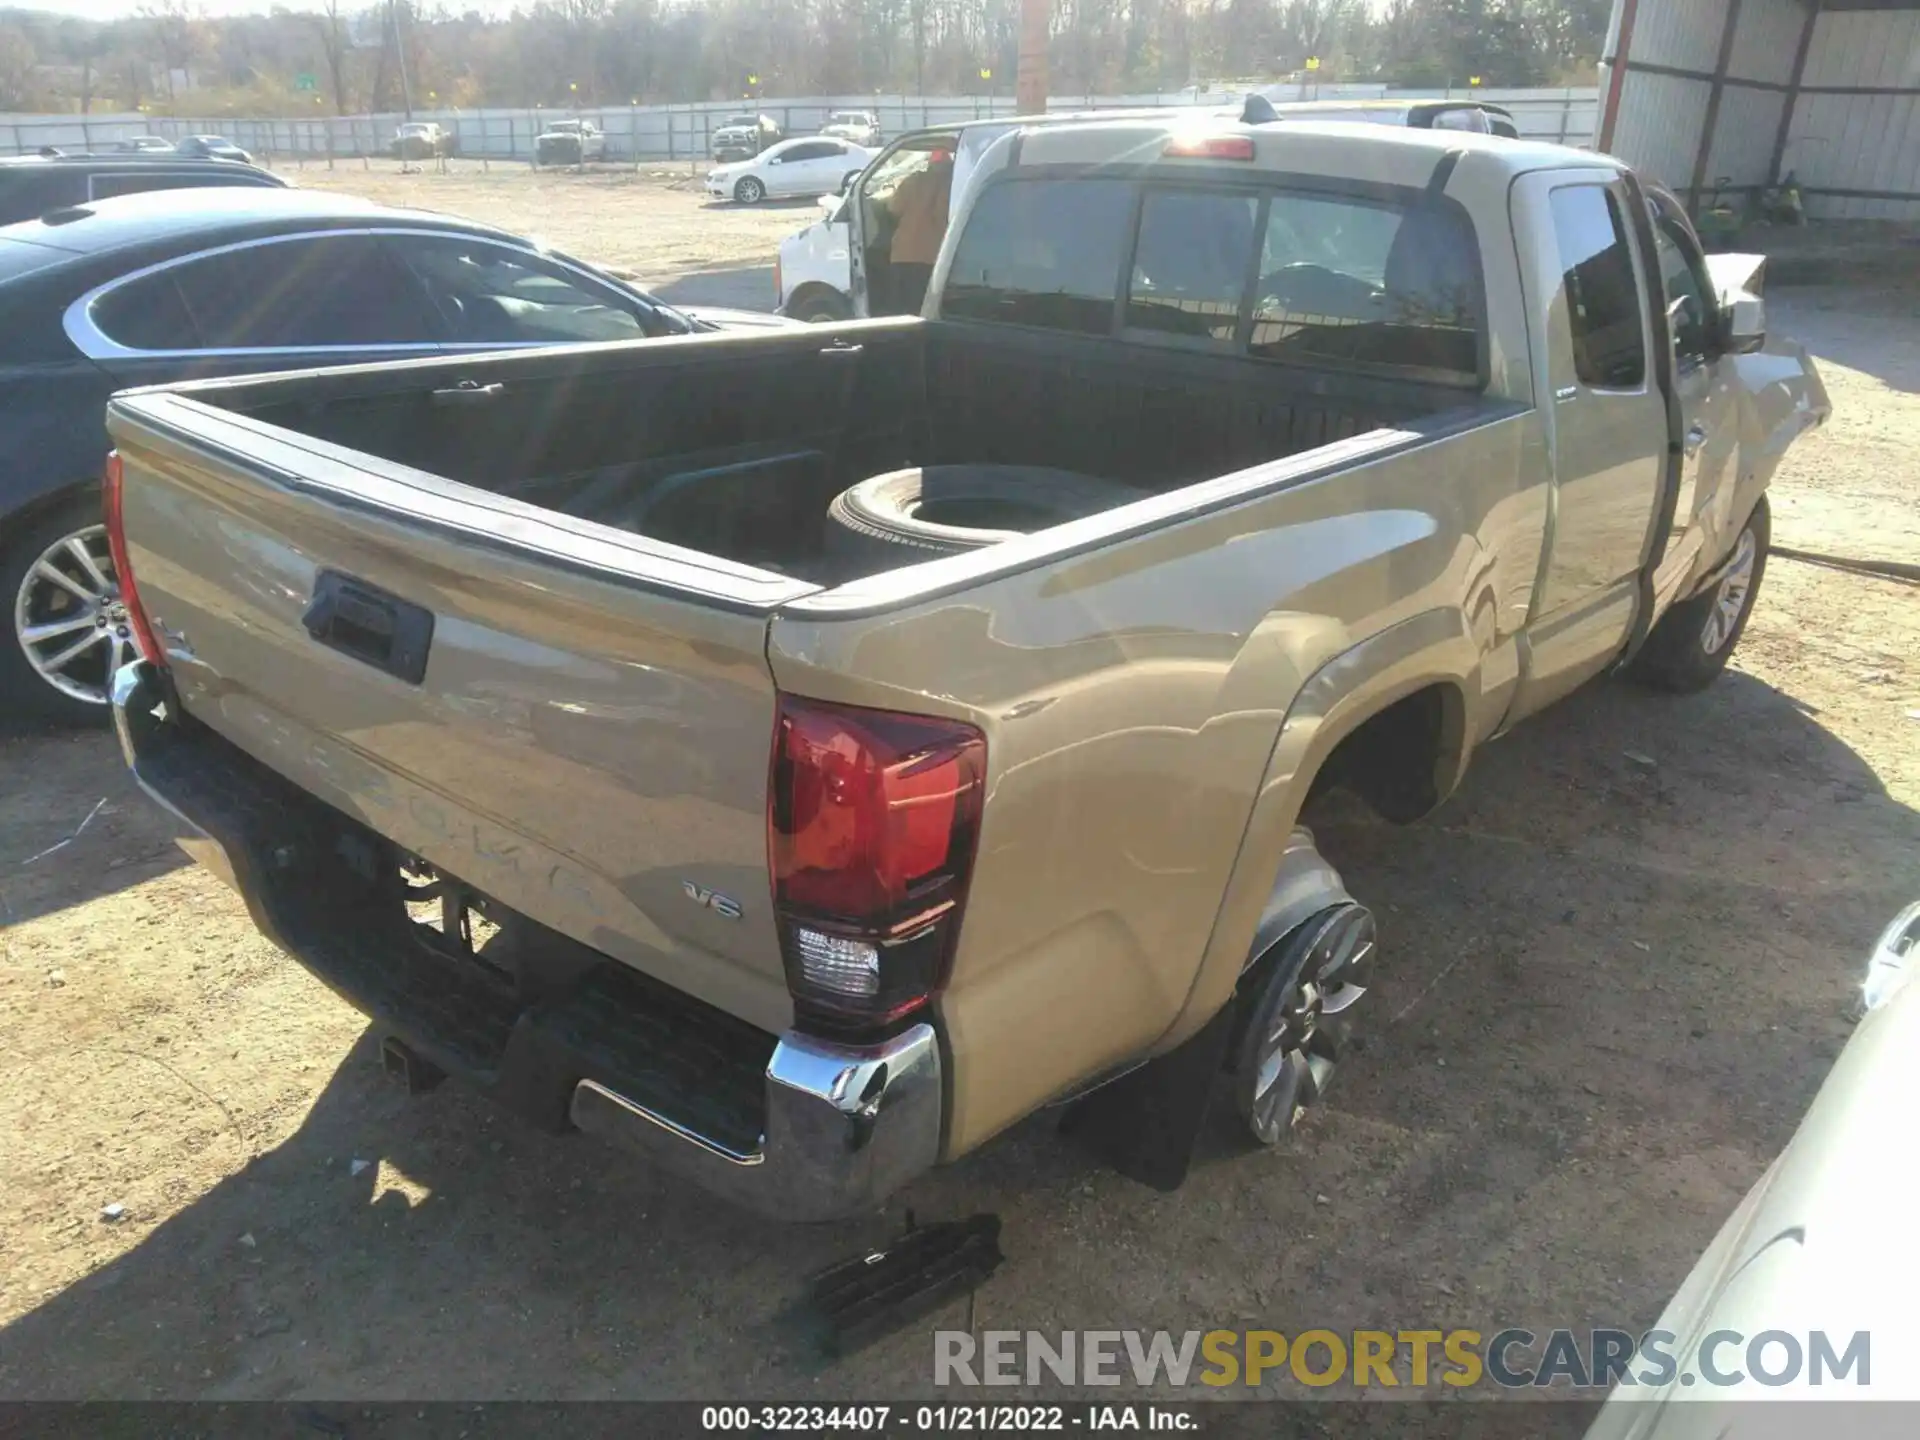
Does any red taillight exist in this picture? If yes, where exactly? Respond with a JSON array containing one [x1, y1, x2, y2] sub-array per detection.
[[101, 451, 164, 669], [769, 695, 986, 1031], [1162, 134, 1256, 161]]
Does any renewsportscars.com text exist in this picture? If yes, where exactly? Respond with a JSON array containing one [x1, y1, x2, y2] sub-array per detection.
[[934, 1328, 1872, 1390]]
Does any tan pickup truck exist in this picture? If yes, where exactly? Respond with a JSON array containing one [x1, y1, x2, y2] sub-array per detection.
[[102, 118, 1829, 1219]]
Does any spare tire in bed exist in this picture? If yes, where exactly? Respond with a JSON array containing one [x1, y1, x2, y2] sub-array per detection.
[[825, 465, 1136, 575]]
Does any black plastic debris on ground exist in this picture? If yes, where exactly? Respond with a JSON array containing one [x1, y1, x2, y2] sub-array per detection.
[[808, 1213, 1004, 1357]]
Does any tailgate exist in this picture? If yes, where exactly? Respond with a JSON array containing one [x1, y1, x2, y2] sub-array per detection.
[[107, 392, 809, 1035]]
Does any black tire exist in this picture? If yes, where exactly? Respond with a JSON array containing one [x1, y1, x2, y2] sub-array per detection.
[[1, 491, 123, 728], [1629, 497, 1770, 694], [734, 175, 765, 204], [824, 466, 1136, 577], [785, 286, 851, 324]]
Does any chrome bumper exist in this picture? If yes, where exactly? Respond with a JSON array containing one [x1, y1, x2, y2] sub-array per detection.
[[112, 660, 944, 1221], [570, 1022, 943, 1221]]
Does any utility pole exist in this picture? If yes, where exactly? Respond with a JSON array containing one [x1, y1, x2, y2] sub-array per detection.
[[389, 0, 414, 121], [1016, 0, 1048, 115]]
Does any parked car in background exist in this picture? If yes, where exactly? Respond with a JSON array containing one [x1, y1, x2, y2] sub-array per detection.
[[0, 153, 285, 227], [392, 121, 454, 160], [820, 110, 881, 147], [709, 112, 782, 162], [173, 134, 253, 163], [113, 136, 176, 154], [534, 118, 605, 166], [776, 191, 855, 320], [706, 135, 873, 205], [1584, 901, 1920, 1429], [0, 186, 788, 724]]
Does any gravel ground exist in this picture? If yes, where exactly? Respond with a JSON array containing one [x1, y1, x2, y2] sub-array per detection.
[[0, 167, 1915, 1419]]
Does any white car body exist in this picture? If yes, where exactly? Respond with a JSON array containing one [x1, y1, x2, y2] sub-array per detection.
[[820, 111, 881, 147], [776, 193, 855, 320], [706, 137, 875, 205]]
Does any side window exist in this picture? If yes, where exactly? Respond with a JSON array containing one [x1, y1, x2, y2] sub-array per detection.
[[1125, 189, 1257, 345], [395, 234, 651, 345], [941, 177, 1133, 335], [1251, 190, 1482, 383], [164, 235, 440, 349], [92, 273, 200, 350], [1652, 215, 1715, 365], [780, 142, 832, 163], [1548, 185, 1646, 389]]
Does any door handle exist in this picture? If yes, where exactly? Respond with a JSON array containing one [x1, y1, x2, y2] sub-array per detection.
[[303, 572, 435, 684], [430, 381, 505, 407], [1684, 423, 1709, 457]]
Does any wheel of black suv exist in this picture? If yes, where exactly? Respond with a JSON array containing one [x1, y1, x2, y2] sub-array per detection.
[[734, 175, 766, 204], [1629, 497, 1770, 694], [824, 465, 1135, 578], [1233, 902, 1378, 1146], [2, 491, 130, 727]]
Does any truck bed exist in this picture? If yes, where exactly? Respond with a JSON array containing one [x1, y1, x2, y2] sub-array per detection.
[[178, 318, 1469, 586]]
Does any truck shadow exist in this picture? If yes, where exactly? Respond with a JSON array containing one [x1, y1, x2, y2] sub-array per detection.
[[3, 669, 1915, 1402]]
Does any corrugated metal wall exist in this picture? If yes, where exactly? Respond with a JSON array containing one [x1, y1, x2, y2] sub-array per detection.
[[1598, 0, 1920, 222]]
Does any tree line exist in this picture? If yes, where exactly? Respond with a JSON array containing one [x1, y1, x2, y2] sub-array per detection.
[[0, 0, 1608, 118]]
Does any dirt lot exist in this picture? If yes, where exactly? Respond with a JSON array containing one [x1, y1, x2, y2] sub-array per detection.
[[289, 158, 822, 311], [1, 163, 1917, 1413]]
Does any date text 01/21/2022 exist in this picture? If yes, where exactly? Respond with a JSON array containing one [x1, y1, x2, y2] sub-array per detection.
[[699, 1405, 1197, 1431]]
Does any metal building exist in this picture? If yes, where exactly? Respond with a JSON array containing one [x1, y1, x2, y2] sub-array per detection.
[[1597, 0, 1920, 219]]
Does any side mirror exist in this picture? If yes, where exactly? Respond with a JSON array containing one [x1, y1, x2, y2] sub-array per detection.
[[818, 193, 841, 214], [1721, 295, 1765, 353]]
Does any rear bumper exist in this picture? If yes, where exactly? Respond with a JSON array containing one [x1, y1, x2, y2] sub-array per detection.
[[112, 661, 943, 1221]]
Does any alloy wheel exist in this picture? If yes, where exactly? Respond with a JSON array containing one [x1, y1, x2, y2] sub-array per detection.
[[1239, 905, 1377, 1145], [1701, 526, 1757, 654], [12, 524, 131, 707]]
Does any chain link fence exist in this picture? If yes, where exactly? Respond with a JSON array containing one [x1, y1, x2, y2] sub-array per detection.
[[3, 88, 1597, 166]]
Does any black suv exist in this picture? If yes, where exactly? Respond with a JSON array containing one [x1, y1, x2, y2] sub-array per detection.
[[0, 154, 284, 228]]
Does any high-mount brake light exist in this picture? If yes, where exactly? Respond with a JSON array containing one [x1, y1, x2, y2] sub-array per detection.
[[1162, 134, 1257, 161], [769, 694, 986, 1032]]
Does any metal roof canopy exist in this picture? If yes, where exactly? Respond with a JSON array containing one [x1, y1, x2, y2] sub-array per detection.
[[1598, 0, 1920, 218]]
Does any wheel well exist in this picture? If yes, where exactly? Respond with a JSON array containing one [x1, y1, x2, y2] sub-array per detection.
[[4, 481, 98, 547], [1306, 682, 1464, 824]]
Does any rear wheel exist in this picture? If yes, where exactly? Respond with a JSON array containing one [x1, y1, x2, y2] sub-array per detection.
[[1233, 901, 1378, 1146], [734, 175, 765, 205], [2, 492, 131, 726], [786, 286, 851, 324], [1629, 498, 1770, 693]]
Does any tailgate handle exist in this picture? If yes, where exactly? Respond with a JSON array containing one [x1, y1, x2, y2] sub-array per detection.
[[430, 381, 505, 407], [303, 572, 435, 685]]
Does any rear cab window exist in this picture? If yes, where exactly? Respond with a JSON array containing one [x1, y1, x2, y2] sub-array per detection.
[[939, 172, 1486, 387]]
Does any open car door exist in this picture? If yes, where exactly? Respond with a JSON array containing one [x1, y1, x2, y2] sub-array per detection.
[[851, 122, 1025, 317]]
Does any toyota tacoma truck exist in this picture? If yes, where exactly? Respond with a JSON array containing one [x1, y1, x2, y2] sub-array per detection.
[[102, 119, 1829, 1219]]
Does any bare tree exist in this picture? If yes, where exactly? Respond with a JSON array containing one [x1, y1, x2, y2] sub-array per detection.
[[302, 0, 352, 114], [0, 23, 39, 111]]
